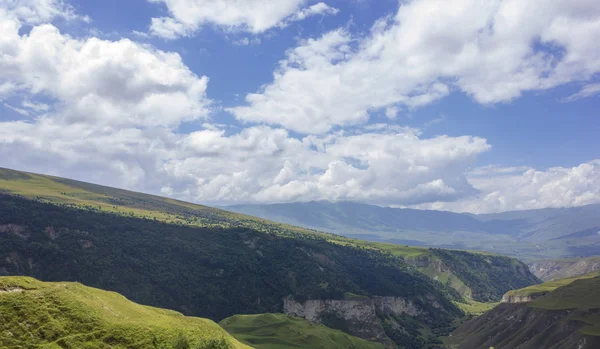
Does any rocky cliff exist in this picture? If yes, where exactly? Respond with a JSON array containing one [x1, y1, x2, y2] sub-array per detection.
[[283, 296, 422, 348], [500, 294, 537, 303], [529, 257, 600, 281]]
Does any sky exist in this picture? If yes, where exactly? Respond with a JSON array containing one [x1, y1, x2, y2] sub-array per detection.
[[0, 0, 599, 213]]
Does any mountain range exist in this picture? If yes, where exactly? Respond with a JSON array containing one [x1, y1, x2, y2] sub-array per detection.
[[227, 201, 600, 261]]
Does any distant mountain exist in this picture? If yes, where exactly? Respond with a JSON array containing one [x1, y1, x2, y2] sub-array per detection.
[[448, 272, 600, 349], [528, 256, 600, 281], [0, 276, 249, 349], [227, 201, 600, 261]]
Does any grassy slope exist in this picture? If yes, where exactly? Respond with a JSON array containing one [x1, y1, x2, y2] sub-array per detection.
[[220, 314, 384, 349], [0, 276, 250, 349], [527, 275, 600, 337], [504, 271, 600, 299], [0, 167, 539, 302], [447, 275, 600, 349], [511, 273, 600, 336]]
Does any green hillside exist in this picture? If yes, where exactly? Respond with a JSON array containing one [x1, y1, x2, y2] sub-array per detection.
[[0, 276, 249, 349], [504, 271, 600, 299], [0, 167, 541, 347], [0, 193, 462, 347], [220, 314, 384, 349], [448, 274, 600, 349], [0, 167, 539, 303]]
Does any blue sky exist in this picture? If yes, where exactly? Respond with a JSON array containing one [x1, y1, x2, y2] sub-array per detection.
[[0, 0, 599, 213]]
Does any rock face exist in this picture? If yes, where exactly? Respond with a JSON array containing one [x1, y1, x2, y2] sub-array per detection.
[[284, 296, 421, 348], [529, 257, 600, 281], [501, 294, 536, 303]]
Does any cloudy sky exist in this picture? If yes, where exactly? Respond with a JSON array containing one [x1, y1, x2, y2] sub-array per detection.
[[0, 0, 599, 213]]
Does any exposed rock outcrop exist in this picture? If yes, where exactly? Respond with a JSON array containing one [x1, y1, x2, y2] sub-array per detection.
[[284, 296, 421, 348], [405, 255, 450, 273], [529, 258, 600, 281], [501, 294, 537, 303]]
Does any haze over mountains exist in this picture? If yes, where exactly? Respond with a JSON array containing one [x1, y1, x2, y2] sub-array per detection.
[[227, 201, 600, 261]]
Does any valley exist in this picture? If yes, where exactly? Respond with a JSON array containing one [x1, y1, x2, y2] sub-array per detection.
[[0, 167, 543, 348]]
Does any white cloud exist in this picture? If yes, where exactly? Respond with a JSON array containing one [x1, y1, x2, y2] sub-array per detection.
[[232, 37, 262, 46], [282, 2, 339, 25], [0, 1, 494, 208], [0, 12, 210, 128], [418, 161, 600, 213], [0, 118, 491, 205], [0, 0, 596, 214], [3, 102, 29, 116], [148, 0, 339, 39], [229, 0, 600, 134], [0, 0, 86, 24], [562, 83, 600, 102]]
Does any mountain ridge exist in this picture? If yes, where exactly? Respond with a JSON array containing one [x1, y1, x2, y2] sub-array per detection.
[[227, 201, 600, 261]]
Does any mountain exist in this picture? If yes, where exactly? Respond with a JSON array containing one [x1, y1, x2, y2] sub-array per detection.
[[528, 256, 600, 281], [0, 167, 540, 347], [227, 201, 600, 261], [447, 272, 600, 349], [220, 313, 385, 349], [0, 276, 249, 349]]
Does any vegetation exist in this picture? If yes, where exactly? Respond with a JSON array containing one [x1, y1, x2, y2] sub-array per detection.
[[453, 299, 498, 317], [447, 274, 600, 349], [0, 194, 461, 338], [0, 168, 539, 302], [0, 276, 248, 349], [505, 271, 600, 299], [0, 168, 542, 347], [220, 313, 384, 349], [431, 249, 540, 301], [529, 274, 600, 311]]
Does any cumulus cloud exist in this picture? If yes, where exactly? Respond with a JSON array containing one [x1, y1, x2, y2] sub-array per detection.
[[0, 0, 87, 24], [149, 0, 338, 39], [1, 0, 597, 214], [0, 10, 210, 127], [0, 118, 491, 205], [417, 161, 600, 213], [0, 0, 493, 208], [229, 0, 600, 133]]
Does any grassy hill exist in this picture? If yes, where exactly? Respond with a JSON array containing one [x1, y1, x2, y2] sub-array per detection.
[[0, 193, 463, 347], [220, 314, 384, 349], [0, 276, 249, 349], [448, 274, 600, 349], [503, 271, 600, 300]]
